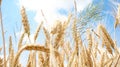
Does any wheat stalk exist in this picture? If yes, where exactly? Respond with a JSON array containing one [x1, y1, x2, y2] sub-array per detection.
[[0, 4, 6, 67]]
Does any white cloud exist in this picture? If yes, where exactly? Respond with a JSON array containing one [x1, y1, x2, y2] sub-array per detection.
[[19, 0, 92, 29]]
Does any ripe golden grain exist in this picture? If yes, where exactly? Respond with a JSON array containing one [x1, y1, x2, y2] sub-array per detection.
[[86, 29, 92, 54], [115, 4, 120, 28], [21, 7, 30, 36], [9, 36, 12, 55], [9, 36, 14, 67], [38, 52, 44, 67], [98, 24, 113, 54], [53, 21, 64, 49], [18, 32, 25, 50], [43, 26, 50, 47], [34, 21, 43, 42], [1, 2, 120, 67], [10, 48, 14, 67]]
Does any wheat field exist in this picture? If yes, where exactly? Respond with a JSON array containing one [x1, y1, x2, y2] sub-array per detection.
[[0, 0, 120, 67]]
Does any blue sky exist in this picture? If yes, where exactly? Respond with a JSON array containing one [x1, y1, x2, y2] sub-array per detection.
[[0, 0, 120, 66]]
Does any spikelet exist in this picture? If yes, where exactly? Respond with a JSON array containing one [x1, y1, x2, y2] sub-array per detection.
[[54, 14, 72, 49], [104, 58, 113, 66], [18, 32, 25, 50], [43, 57, 49, 67], [86, 49, 93, 67], [38, 52, 44, 67], [21, 6, 30, 36], [9, 36, 12, 54], [114, 18, 119, 28], [97, 24, 113, 54], [72, 17, 79, 56], [61, 13, 72, 32], [81, 46, 88, 67], [86, 29, 92, 54], [92, 33, 98, 58], [102, 24, 119, 53], [67, 17, 81, 67], [43, 26, 50, 66], [51, 20, 61, 34], [43, 26, 50, 47], [115, 4, 120, 28], [53, 21, 64, 49], [51, 14, 72, 50], [106, 60, 113, 67], [99, 52, 105, 67], [51, 13, 72, 35], [34, 21, 43, 42], [72, 17, 78, 44], [54, 52, 64, 67], [63, 42, 71, 61], [9, 36, 13, 67], [67, 46, 78, 67], [16, 33, 25, 67], [114, 40, 119, 54], [91, 50, 97, 67], [10, 48, 14, 67], [114, 55, 120, 67]]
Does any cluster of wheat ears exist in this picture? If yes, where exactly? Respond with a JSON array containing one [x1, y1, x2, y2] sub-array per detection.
[[0, 0, 120, 67]]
